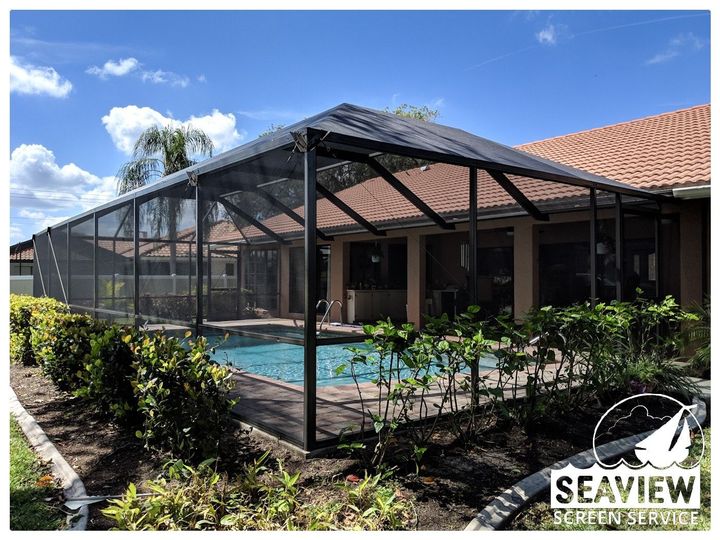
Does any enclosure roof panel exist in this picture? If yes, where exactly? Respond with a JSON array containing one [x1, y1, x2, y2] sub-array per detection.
[[291, 103, 669, 194], [36, 102, 668, 235]]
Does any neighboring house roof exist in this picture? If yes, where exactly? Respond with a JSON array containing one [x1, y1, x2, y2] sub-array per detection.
[[217, 103, 710, 241], [10, 240, 34, 262]]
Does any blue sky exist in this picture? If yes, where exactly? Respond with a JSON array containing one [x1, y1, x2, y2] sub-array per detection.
[[9, 9, 710, 242]]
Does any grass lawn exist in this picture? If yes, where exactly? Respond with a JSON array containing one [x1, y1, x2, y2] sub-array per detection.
[[512, 427, 711, 531], [9, 417, 65, 530]]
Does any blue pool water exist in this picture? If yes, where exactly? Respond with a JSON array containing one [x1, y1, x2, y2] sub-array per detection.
[[213, 335, 498, 387]]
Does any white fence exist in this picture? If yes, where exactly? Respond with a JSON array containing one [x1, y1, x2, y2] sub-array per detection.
[[10, 275, 33, 295]]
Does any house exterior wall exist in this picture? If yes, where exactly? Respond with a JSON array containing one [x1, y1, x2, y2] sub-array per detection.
[[513, 222, 538, 319], [318, 198, 707, 326], [679, 199, 708, 309]]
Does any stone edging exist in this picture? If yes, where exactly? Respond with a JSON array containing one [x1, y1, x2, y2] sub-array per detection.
[[9, 387, 89, 531], [465, 396, 708, 531]]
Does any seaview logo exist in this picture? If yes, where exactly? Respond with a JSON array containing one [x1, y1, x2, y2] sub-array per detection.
[[550, 394, 704, 527]]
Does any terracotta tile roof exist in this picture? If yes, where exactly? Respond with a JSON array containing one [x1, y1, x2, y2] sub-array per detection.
[[516, 103, 710, 190]]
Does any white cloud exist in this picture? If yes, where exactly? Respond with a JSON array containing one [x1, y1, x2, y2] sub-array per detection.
[[10, 225, 26, 243], [536, 24, 558, 45], [10, 144, 117, 238], [86, 57, 140, 79], [101, 106, 170, 154], [85, 57, 191, 87], [186, 110, 244, 153], [18, 209, 48, 220], [646, 32, 706, 65], [10, 56, 72, 98], [10, 144, 117, 209], [101, 105, 245, 155], [141, 69, 189, 88]]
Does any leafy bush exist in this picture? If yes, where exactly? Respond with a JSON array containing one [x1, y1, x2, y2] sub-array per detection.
[[613, 294, 696, 361], [484, 302, 626, 426], [74, 326, 139, 424], [102, 457, 415, 530], [10, 294, 67, 365], [485, 295, 698, 427], [343, 295, 699, 462], [11, 296, 238, 462], [684, 296, 710, 376], [129, 332, 237, 461], [342, 319, 419, 468], [342, 308, 496, 470], [30, 311, 104, 391], [603, 295, 697, 399]]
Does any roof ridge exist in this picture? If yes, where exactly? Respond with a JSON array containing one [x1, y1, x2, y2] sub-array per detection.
[[516, 103, 710, 149]]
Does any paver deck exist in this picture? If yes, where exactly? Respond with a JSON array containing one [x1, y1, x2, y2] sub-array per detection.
[[229, 364, 554, 446]]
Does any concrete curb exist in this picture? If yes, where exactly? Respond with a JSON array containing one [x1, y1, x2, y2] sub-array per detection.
[[465, 396, 708, 531], [10, 387, 89, 531]]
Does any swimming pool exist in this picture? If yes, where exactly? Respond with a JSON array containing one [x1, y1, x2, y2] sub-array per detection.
[[202, 322, 366, 345], [213, 334, 498, 387]]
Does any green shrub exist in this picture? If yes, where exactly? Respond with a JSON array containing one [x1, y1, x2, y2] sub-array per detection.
[[345, 294, 699, 454], [74, 326, 139, 425], [102, 458, 415, 530], [10, 294, 67, 365], [30, 311, 104, 391], [129, 332, 236, 461], [342, 308, 496, 470], [486, 294, 698, 427], [684, 296, 710, 376]]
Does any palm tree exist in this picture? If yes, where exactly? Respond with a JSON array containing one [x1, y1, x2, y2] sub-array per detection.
[[116, 124, 214, 194], [116, 125, 214, 285]]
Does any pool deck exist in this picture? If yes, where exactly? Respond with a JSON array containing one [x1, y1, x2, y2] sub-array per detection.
[[229, 365, 554, 446], [144, 318, 365, 333]]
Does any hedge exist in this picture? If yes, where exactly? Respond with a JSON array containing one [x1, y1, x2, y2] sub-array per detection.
[[10, 294, 67, 365], [10, 294, 236, 462]]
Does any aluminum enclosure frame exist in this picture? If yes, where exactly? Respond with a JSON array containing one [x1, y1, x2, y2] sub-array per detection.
[[31, 104, 671, 451]]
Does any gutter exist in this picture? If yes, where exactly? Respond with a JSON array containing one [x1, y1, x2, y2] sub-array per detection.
[[672, 185, 711, 199]]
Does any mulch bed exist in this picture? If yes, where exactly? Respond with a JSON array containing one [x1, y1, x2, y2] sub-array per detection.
[[11, 363, 612, 530]]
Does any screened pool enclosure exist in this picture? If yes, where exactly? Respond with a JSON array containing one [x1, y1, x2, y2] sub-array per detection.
[[32, 103, 668, 450]]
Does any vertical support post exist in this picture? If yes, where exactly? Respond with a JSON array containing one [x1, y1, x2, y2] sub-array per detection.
[[93, 213, 98, 312], [32, 234, 47, 296], [406, 232, 426, 326], [66, 223, 71, 305], [468, 167, 479, 404], [133, 199, 140, 325], [655, 211, 663, 299], [46, 228, 52, 299], [303, 144, 318, 451], [615, 193, 624, 301], [47, 230, 52, 298], [206, 244, 212, 321], [236, 247, 242, 320], [195, 183, 204, 334], [188, 240, 192, 300], [112, 226, 117, 313], [468, 167, 478, 305], [589, 188, 598, 306]]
